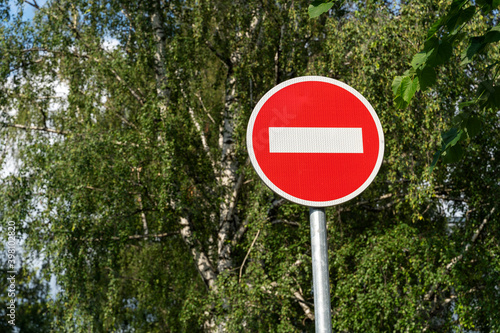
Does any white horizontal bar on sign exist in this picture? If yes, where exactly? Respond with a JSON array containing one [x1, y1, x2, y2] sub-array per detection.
[[269, 127, 363, 153]]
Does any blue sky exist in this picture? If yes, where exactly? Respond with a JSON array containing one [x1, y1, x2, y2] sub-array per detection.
[[7, 0, 46, 22]]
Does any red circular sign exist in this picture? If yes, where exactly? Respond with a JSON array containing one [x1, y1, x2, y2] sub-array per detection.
[[247, 76, 384, 207]]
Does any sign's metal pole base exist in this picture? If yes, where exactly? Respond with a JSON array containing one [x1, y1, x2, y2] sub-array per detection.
[[309, 207, 332, 333]]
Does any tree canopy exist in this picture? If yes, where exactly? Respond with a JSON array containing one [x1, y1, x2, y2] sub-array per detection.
[[0, 0, 499, 332]]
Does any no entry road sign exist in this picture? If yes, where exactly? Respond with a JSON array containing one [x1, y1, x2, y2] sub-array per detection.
[[247, 76, 384, 207]]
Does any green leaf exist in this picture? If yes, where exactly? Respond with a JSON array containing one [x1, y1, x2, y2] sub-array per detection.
[[478, 0, 500, 12], [442, 0, 468, 34], [449, 0, 469, 12], [402, 77, 419, 103], [417, 66, 436, 91], [308, 1, 334, 18], [411, 52, 428, 69], [477, 80, 495, 106], [392, 76, 403, 95], [446, 11, 462, 33], [424, 37, 439, 51], [460, 6, 477, 25], [427, 18, 443, 38], [462, 27, 500, 65], [399, 76, 412, 97], [393, 95, 408, 109], [431, 40, 453, 66], [442, 143, 464, 164], [403, 68, 416, 76], [486, 86, 500, 108], [461, 37, 486, 64], [442, 127, 463, 147], [429, 128, 465, 171], [393, 74, 420, 107], [464, 115, 482, 138], [484, 26, 500, 43], [446, 6, 475, 33]]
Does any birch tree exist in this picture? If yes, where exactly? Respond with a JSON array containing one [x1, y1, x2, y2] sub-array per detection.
[[1, 0, 328, 331]]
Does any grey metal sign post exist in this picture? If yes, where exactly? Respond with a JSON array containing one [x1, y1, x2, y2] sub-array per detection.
[[310, 207, 332, 333]]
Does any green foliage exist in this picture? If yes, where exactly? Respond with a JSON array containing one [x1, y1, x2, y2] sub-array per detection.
[[331, 224, 451, 332], [315, 1, 499, 330], [0, 0, 498, 331], [0, 260, 54, 332], [391, 0, 500, 171]]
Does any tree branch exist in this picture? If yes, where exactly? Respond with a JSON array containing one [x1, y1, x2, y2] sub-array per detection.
[[180, 88, 216, 169], [293, 289, 315, 322], [179, 216, 218, 290], [195, 93, 216, 124], [445, 206, 496, 273], [23, 0, 40, 10], [108, 67, 145, 106], [2, 123, 143, 148], [260, 260, 315, 321], [124, 233, 174, 240], [239, 229, 261, 283], [271, 219, 300, 227], [1, 122, 68, 135], [232, 216, 250, 247], [205, 41, 232, 69], [77, 232, 178, 242], [135, 169, 149, 236]]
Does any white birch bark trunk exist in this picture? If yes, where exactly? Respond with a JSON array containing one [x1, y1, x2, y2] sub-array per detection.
[[150, 0, 170, 122], [215, 5, 262, 277], [205, 9, 265, 332], [217, 72, 239, 274], [149, 0, 219, 292]]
